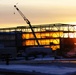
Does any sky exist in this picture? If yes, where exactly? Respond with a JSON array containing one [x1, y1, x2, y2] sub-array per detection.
[[0, 0, 76, 28]]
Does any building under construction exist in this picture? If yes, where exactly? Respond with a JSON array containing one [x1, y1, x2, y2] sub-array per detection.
[[0, 23, 76, 57]]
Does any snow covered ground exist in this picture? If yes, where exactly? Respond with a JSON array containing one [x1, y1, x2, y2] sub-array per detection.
[[0, 64, 76, 75], [0, 57, 76, 75]]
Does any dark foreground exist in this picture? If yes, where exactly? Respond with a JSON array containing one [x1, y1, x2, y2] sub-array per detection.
[[1, 58, 76, 75], [0, 69, 54, 75]]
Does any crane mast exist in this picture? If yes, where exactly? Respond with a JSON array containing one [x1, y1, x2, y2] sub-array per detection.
[[14, 5, 40, 46]]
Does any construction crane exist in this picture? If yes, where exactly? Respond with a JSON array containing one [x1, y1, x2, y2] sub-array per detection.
[[14, 5, 40, 46]]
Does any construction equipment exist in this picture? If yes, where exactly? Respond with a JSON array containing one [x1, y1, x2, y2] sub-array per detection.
[[14, 5, 40, 46]]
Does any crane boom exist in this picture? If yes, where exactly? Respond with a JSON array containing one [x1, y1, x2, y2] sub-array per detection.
[[14, 5, 40, 46]]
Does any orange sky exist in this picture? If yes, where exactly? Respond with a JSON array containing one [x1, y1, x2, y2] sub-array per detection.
[[0, 0, 76, 28]]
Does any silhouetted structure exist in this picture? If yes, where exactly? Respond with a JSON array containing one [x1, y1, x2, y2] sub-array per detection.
[[0, 24, 76, 57]]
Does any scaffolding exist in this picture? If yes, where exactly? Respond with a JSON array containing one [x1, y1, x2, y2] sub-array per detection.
[[0, 23, 76, 50]]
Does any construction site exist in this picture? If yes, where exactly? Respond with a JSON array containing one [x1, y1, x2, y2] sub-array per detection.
[[1, 1, 76, 75], [0, 5, 76, 62], [0, 23, 76, 57]]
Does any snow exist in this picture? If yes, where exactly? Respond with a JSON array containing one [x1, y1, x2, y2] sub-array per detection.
[[0, 64, 76, 75], [0, 57, 76, 75]]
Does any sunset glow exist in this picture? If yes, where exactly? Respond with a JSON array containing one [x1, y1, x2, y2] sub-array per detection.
[[22, 30, 76, 50], [0, 0, 76, 28]]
